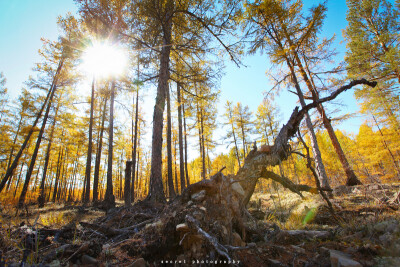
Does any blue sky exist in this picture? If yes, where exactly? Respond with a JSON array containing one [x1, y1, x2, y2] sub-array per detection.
[[0, 0, 368, 157], [0, 1, 78, 98]]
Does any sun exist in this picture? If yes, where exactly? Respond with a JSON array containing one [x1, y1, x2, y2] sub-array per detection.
[[81, 41, 128, 77]]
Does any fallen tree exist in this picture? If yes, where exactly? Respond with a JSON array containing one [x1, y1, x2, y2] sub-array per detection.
[[104, 78, 377, 263], [3, 79, 378, 266], [115, 78, 377, 262], [233, 78, 377, 206]]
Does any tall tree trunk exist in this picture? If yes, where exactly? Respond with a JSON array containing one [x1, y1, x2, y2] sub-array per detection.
[[174, 137, 179, 193], [38, 105, 59, 207], [147, 1, 173, 203], [5, 116, 23, 191], [18, 64, 64, 208], [320, 108, 361, 185], [135, 126, 141, 200], [131, 60, 140, 203], [93, 96, 108, 202], [67, 150, 80, 202], [182, 102, 190, 186], [228, 106, 241, 169], [57, 148, 68, 202], [119, 155, 123, 199], [0, 58, 64, 193], [104, 80, 116, 208], [299, 53, 361, 186], [177, 83, 186, 190], [84, 78, 96, 203], [240, 115, 247, 160], [285, 57, 332, 190], [167, 85, 176, 198], [197, 107, 203, 178], [46, 164, 54, 202], [200, 108, 206, 180], [14, 162, 25, 197], [124, 160, 133, 206], [52, 147, 63, 203]]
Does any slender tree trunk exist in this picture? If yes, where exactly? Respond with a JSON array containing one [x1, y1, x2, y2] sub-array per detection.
[[130, 97, 134, 202], [18, 69, 63, 208], [240, 115, 247, 159], [57, 148, 68, 202], [131, 60, 140, 203], [124, 160, 133, 206], [167, 84, 176, 198], [14, 162, 25, 198], [38, 105, 59, 207], [174, 137, 179, 193], [93, 96, 108, 202], [46, 164, 54, 202], [182, 102, 190, 186], [135, 126, 141, 200], [0, 58, 64, 193], [228, 107, 241, 169], [372, 115, 400, 175], [147, 1, 173, 203], [104, 80, 116, 208], [285, 58, 332, 190], [119, 156, 123, 199], [32, 160, 42, 193], [200, 108, 206, 180], [177, 83, 186, 190], [52, 147, 63, 203], [297, 52, 361, 186], [262, 117, 270, 146], [67, 152, 79, 202], [197, 108, 203, 178], [321, 109, 361, 185], [6, 116, 23, 191], [84, 77, 96, 203]]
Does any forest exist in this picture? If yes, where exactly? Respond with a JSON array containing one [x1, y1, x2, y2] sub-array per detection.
[[0, 0, 400, 266]]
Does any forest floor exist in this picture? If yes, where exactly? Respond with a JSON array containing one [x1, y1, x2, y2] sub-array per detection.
[[1, 183, 400, 267]]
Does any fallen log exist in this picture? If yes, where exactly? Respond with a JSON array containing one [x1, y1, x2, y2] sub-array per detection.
[[234, 79, 377, 206]]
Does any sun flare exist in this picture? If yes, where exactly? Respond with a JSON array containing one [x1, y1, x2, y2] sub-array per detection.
[[81, 41, 127, 77]]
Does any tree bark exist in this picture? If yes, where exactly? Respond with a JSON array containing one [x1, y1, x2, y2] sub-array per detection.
[[200, 108, 206, 180], [321, 109, 362, 186], [52, 146, 63, 203], [104, 80, 116, 208], [183, 102, 190, 186], [84, 77, 96, 203], [131, 68, 140, 203], [177, 83, 186, 191], [167, 84, 176, 198], [93, 95, 108, 202], [38, 104, 59, 207], [147, 1, 173, 203]]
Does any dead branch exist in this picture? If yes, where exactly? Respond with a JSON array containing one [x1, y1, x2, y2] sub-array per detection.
[[185, 215, 232, 261], [79, 222, 129, 237], [297, 130, 337, 217]]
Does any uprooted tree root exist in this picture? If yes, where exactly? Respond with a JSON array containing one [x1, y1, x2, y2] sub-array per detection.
[[0, 170, 339, 266]]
